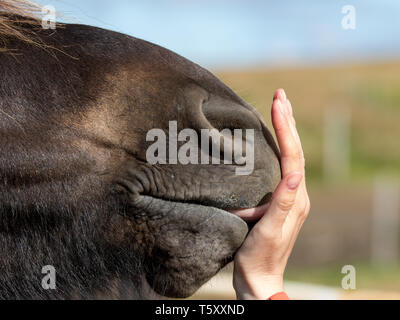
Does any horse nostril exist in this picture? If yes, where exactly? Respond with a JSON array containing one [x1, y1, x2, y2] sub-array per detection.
[[202, 95, 262, 132]]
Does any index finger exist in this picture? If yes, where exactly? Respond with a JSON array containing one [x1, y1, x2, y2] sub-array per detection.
[[271, 89, 304, 177]]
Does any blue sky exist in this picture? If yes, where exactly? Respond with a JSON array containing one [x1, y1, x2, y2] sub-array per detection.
[[36, 0, 400, 70]]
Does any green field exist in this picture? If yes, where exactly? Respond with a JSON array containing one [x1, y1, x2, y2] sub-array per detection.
[[217, 61, 400, 292], [217, 61, 400, 184], [286, 263, 400, 292]]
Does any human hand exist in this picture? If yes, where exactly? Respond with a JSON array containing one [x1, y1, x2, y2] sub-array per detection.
[[232, 89, 310, 300]]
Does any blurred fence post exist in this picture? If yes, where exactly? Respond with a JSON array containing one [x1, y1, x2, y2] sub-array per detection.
[[323, 106, 351, 183], [371, 176, 400, 265]]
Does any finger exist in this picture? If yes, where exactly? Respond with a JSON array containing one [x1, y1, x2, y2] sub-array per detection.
[[274, 88, 286, 102], [273, 89, 307, 201], [287, 205, 309, 254], [287, 183, 311, 249], [286, 98, 304, 164], [271, 92, 302, 176], [273, 90, 305, 174], [229, 202, 271, 222], [258, 171, 303, 231]]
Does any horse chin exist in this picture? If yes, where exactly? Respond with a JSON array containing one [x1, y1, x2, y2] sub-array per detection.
[[131, 195, 248, 298]]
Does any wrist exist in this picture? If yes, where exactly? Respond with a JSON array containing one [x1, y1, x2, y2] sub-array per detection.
[[234, 273, 284, 300]]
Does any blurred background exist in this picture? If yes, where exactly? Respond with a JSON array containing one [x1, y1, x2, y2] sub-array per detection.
[[37, 0, 400, 299]]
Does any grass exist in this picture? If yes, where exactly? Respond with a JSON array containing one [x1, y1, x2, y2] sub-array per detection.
[[214, 61, 400, 292], [216, 60, 400, 184], [285, 262, 400, 292]]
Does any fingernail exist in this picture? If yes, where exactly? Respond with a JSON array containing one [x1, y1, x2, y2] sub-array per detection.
[[287, 172, 303, 190]]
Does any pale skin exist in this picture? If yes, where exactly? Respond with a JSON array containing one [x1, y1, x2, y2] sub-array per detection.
[[233, 89, 311, 299]]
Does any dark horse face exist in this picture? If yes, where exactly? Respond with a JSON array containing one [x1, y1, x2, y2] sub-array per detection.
[[0, 17, 280, 299]]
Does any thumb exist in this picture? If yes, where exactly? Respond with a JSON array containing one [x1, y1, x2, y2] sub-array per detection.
[[259, 172, 303, 229]]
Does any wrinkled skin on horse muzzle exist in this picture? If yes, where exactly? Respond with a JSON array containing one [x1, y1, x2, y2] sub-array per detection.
[[95, 52, 282, 298], [0, 17, 281, 299]]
